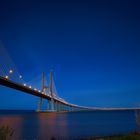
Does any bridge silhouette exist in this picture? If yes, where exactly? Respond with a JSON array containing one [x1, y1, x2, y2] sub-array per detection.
[[0, 42, 139, 112], [0, 71, 89, 112], [1, 74, 140, 111], [0, 42, 91, 112]]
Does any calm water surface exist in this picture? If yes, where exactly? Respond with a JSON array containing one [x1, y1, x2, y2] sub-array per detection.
[[0, 110, 138, 139]]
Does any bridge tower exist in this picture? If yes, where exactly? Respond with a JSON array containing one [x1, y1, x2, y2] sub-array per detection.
[[50, 70, 55, 111], [37, 71, 45, 111]]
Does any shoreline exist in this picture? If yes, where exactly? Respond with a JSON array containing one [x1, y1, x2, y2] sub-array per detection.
[[85, 131, 140, 140]]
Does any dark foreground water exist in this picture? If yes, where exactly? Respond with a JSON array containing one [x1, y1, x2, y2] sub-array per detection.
[[0, 110, 138, 140]]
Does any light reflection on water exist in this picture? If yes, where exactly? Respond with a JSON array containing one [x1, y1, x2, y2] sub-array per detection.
[[37, 112, 68, 139], [0, 110, 137, 140]]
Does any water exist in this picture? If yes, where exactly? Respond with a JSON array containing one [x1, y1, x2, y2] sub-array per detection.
[[0, 110, 137, 139]]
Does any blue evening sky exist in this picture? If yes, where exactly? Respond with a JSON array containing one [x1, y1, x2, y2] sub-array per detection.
[[0, 0, 140, 109]]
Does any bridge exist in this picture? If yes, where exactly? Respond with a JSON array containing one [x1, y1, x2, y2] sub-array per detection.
[[0, 70, 89, 112], [0, 42, 91, 112], [1, 67, 140, 112], [0, 43, 139, 112]]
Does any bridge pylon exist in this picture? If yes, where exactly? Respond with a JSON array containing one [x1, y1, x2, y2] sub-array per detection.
[[50, 70, 55, 111], [37, 71, 45, 112]]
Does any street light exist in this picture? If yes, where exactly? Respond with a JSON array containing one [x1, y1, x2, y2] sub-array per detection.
[[23, 83, 26, 86], [5, 75, 8, 79], [9, 70, 13, 74], [19, 75, 22, 79]]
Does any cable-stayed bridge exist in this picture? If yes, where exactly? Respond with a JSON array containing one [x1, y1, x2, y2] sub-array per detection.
[[0, 72, 88, 112], [0, 42, 140, 111], [0, 42, 90, 112]]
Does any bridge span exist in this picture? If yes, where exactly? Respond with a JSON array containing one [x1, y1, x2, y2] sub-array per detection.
[[0, 44, 138, 112], [0, 74, 88, 112], [1, 76, 140, 112]]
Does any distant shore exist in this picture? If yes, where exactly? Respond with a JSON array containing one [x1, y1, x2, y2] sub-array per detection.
[[85, 131, 140, 140]]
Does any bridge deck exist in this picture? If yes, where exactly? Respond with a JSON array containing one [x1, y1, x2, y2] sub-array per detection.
[[1, 76, 138, 111], [0, 76, 74, 107]]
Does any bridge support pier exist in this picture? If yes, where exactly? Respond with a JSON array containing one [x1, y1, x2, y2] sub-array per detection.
[[59, 103, 61, 111], [58, 102, 60, 111], [47, 100, 51, 110], [37, 97, 42, 111], [60, 103, 62, 111], [51, 98, 55, 111], [56, 101, 58, 111]]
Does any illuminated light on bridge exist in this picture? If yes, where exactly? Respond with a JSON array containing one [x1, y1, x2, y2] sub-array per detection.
[[19, 75, 22, 79], [29, 86, 32, 89], [9, 69, 13, 74], [23, 83, 26, 86], [34, 88, 37, 91], [5, 75, 8, 79], [38, 90, 41, 93]]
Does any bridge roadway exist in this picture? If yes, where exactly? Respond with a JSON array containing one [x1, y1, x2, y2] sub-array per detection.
[[0, 76, 83, 110], [1, 76, 140, 111]]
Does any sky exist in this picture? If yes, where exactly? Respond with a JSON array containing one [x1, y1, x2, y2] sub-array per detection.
[[0, 0, 140, 109]]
